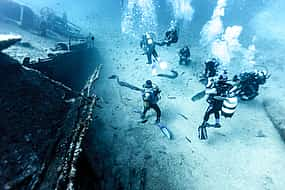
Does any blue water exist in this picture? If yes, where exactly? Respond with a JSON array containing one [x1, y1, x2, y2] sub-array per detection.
[[14, 0, 278, 61]]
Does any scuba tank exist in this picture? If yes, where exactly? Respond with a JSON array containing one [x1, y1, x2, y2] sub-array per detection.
[[142, 86, 160, 104], [221, 96, 238, 118]]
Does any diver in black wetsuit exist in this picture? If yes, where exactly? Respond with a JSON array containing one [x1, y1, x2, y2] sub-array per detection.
[[163, 26, 178, 46], [140, 80, 161, 124], [140, 32, 159, 65], [231, 70, 269, 100], [156, 25, 178, 47], [179, 46, 191, 65], [198, 74, 232, 140], [204, 58, 219, 78]]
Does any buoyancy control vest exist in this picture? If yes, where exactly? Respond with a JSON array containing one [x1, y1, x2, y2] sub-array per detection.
[[141, 33, 155, 52], [143, 86, 160, 104]]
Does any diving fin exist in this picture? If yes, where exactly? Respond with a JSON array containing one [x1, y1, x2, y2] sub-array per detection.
[[198, 125, 208, 140], [191, 90, 206, 102], [157, 123, 172, 140]]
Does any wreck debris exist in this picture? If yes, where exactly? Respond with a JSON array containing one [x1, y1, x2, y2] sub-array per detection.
[[1, 2, 98, 190], [22, 35, 96, 91], [4, 168, 35, 190], [0, 34, 22, 51], [22, 65, 95, 104], [0, 0, 36, 28], [40, 7, 83, 38], [0, 0, 83, 38], [23, 65, 76, 94], [27, 64, 101, 190], [55, 64, 102, 190], [27, 118, 66, 190], [0, 52, 69, 190], [1, 32, 101, 188]]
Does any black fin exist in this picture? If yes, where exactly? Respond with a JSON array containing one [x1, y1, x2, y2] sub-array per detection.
[[191, 90, 206, 102], [198, 125, 208, 140]]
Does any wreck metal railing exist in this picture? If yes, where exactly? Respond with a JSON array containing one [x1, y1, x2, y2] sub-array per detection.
[[55, 64, 102, 190]]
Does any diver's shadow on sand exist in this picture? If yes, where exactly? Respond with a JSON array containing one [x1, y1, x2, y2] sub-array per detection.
[[205, 121, 252, 145], [205, 130, 229, 145], [206, 98, 265, 145]]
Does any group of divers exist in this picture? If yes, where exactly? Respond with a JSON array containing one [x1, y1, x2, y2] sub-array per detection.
[[122, 23, 270, 140]]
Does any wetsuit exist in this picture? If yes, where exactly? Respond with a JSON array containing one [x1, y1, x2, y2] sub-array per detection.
[[140, 34, 159, 65], [141, 85, 161, 122], [203, 81, 231, 125], [205, 60, 219, 78], [199, 79, 233, 140], [164, 29, 178, 46], [157, 28, 178, 47], [239, 72, 259, 99]]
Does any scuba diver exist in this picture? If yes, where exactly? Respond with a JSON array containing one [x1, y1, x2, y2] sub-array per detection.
[[198, 74, 236, 140], [231, 69, 270, 100], [161, 25, 178, 46], [204, 58, 220, 78], [140, 32, 159, 65], [141, 80, 161, 124], [179, 46, 191, 65], [199, 58, 220, 85], [156, 21, 179, 47]]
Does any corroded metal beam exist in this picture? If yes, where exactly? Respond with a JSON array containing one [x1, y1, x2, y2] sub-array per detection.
[[55, 64, 102, 190]]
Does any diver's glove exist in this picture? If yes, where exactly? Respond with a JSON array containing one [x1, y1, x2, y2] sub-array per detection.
[[198, 125, 208, 140]]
